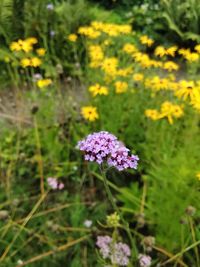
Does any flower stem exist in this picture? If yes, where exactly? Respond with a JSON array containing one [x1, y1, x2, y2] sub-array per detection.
[[100, 167, 137, 260]]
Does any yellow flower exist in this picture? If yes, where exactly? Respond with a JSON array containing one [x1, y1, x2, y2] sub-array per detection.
[[78, 26, 101, 39], [68, 34, 78, 42], [194, 44, 200, 53], [185, 52, 199, 62], [133, 52, 149, 62], [20, 40, 33, 53], [190, 89, 200, 111], [160, 101, 183, 124], [106, 212, 120, 227], [146, 102, 183, 124], [140, 35, 154, 47], [37, 79, 52, 88], [150, 60, 163, 68], [133, 73, 144, 82], [81, 106, 99, 121], [145, 109, 160, 120], [88, 45, 104, 68], [88, 83, 108, 96], [163, 61, 179, 72], [87, 21, 131, 37], [145, 76, 170, 91], [117, 67, 132, 77], [196, 172, 200, 180], [20, 58, 31, 68], [166, 46, 178, 57], [10, 37, 37, 53], [178, 48, 190, 56], [122, 43, 137, 54], [26, 37, 38, 45], [117, 24, 132, 34], [101, 57, 118, 76], [36, 48, 46, 56], [10, 41, 21, 52], [134, 53, 155, 69], [115, 81, 128, 94], [155, 46, 177, 57], [31, 57, 42, 67], [154, 46, 166, 57], [20, 57, 42, 68], [175, 80, 198, 100]]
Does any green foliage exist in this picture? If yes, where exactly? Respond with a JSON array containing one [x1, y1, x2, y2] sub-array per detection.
[[0, 1, 200, 266], [117, 112, 200, 257], [129, 0, 200, 44], [0, 0, 13, 42], [160, 0, 200, 42], [0, 90, 107, 266]]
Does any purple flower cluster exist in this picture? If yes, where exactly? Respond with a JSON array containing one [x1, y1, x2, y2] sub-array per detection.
[[108, 144, 139, 171], [77, 131, 117, 164], [96, 235, 131, 266], [138, 254, 152, 267], [47, 177, 64, 190], [46, 3, 54, 10], [96, 235, 112, 259], [77, 131, 139, 171], [111, 242, 131, 266]]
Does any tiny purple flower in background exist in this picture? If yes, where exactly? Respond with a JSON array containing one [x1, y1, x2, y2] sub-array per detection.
[[47, 177, 57, 189], [111, 242, 131, 266], [58, 182, 64, 190], [47, 177, 64, 190], [46, 3, 54, 10], [96, 235, 112, 259], [50, 30, 55, 37], [96, 235, 131, 266], [138, 254, 152, 267], [77, 131, 139, 171], [83, 220, 93, 228], [33, 73, 42, 82]]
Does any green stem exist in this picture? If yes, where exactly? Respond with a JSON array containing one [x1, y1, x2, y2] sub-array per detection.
[[188, 216, 200, 267], [100, 167, 137, 260]]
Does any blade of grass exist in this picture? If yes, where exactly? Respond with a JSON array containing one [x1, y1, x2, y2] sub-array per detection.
[[0, 191, 48, 262], [16, 235, 91, 267]]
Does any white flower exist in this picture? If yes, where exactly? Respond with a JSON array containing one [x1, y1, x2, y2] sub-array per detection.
[[83, 220, 93, 228], [17, 259, 24, 265]]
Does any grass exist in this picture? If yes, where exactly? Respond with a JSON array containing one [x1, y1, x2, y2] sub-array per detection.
[[0, 1, 200, 266]]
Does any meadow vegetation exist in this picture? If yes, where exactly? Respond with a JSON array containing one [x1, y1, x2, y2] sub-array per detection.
[[0, 0, 200, 266]]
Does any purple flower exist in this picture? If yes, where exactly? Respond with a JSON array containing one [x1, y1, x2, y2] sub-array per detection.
[[50, 30, 55, 37], [111, 242, 131, 266], [46, 3, 54, 10], [138, 254, 152, 267], [77, 131, 118, 164], [47, 177, 64, 190], [58, 182, 64, 190], [107, 143, 139, 171], [96, 236, 131, 266], [96, 235, 112, 259], [77, 131, 139, 171]]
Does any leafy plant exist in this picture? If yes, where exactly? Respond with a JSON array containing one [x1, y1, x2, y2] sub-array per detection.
[[160, 0, 200, 42]]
